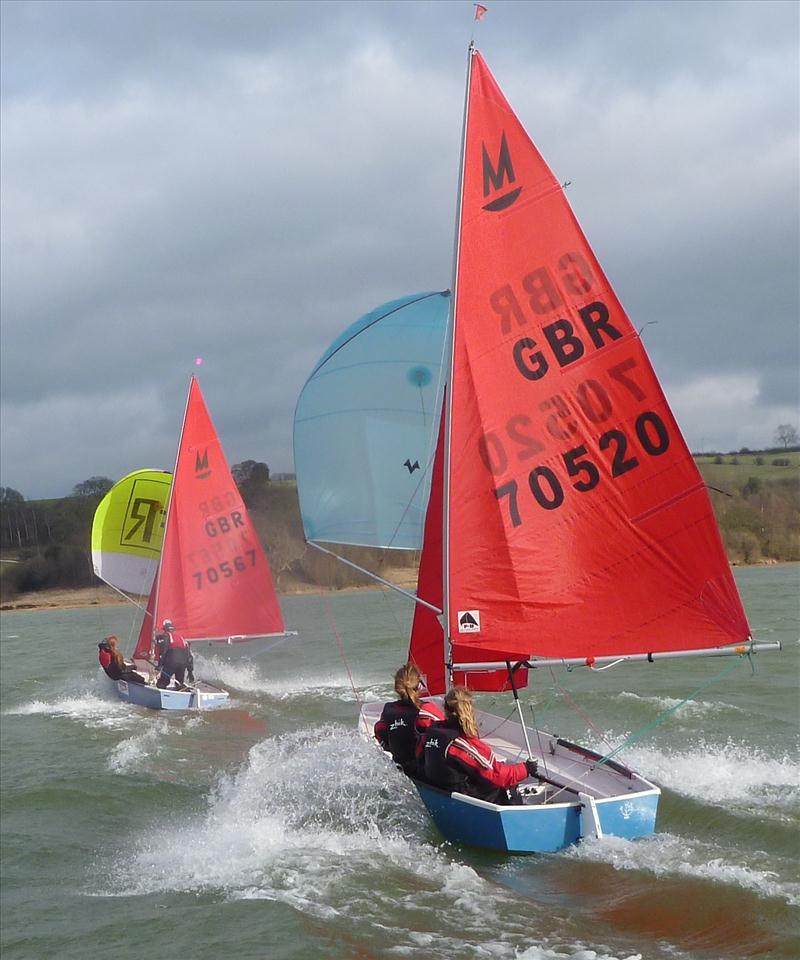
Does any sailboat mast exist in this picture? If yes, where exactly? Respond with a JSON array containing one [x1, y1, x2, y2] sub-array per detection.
[[442, 43, 476, 689], [151, 375, 194, 648]]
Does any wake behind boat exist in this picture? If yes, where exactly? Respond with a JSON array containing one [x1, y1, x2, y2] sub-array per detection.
[[92, 376, 291, 710], [294, 45, 780, 852]]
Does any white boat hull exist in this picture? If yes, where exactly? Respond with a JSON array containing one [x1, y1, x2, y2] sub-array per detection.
[[116, 677, 229, 711]]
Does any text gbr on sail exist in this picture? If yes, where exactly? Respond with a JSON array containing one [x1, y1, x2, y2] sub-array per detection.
[[489, 250, 625, 381]]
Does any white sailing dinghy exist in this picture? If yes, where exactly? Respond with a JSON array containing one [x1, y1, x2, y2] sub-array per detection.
[[293, 47, 779, 851], [92, 376, 290, 710]]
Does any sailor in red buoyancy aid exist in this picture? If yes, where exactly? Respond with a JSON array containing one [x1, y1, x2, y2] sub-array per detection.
[[155, 619, 195, 690], [421, 685, 537, 805], [374, 663, 445, 775], [97, 635, 146, 684]]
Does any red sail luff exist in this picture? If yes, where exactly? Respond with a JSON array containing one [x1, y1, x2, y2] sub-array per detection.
[[133, 577, 157, 660], [154, 377, 285, 641], [408, 411, 447, 695], [410, 398, 528, 693], [445, 51, 749, 660]]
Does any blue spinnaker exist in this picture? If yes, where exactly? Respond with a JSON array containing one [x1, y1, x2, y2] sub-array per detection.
[[294, 290, 449, 549]]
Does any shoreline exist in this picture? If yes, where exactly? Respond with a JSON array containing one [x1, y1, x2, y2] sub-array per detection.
[[0, 570, 421, 613], [0, 561, 794, 613]]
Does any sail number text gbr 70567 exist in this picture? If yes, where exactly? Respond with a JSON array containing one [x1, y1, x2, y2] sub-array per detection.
[[190, 496, 261, 590], [476, 248, 669, 524]]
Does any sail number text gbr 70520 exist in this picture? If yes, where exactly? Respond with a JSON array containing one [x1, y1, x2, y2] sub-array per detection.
[[475, 248, 670, 524]]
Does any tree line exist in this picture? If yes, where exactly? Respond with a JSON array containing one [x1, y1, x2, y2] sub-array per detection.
[[1, 446, 798, 600]]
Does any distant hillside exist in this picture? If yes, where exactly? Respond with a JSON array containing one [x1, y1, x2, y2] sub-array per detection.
[[694, 449, 800, 564], [1, 451, 798, 602]]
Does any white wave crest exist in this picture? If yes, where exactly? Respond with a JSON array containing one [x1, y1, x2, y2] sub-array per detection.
[[564, 832, 800, 906], [101, 725, 647, 958], [193, 655, 390, 703], [5, 686, 139, 731], [617, 736, 800, 811], [615, 690, 741, 718], [107, 718, 169, 773]]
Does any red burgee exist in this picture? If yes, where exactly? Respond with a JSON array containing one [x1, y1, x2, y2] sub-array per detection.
[[154, 377, 284, 642], [446, 51, 749, 660]]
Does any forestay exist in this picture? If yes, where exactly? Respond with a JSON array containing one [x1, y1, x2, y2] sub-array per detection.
[[294, 291, 449, 550]]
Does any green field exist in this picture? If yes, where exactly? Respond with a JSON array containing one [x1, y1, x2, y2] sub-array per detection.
[[694, 450, 800, 490]]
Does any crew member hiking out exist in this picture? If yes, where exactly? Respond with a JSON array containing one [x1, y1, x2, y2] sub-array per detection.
[[421, 686, 537, 805], [374, 663, 444, 776]]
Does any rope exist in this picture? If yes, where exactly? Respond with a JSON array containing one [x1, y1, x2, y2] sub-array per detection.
[[540, 664, 617, 754], [322, 594, 363, 707], [593, 653, 748, 769]]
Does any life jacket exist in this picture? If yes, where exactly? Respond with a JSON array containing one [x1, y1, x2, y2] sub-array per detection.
[[98, 643, 123, 681], [379, 700, 420, 770], [422, 723, 468, 793]]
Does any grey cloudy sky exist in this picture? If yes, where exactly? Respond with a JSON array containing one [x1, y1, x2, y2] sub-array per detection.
[[1, 0, 798, 499]]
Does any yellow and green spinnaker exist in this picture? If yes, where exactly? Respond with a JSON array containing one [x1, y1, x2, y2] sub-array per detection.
[[91, 469, 172, 595]]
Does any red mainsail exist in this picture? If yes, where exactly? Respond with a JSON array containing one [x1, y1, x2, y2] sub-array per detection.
[[445, 51, 749, 660], [151, 377, 285, 643]]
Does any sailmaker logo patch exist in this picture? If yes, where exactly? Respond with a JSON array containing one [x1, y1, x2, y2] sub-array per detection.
[[458, 610, 481, 633]]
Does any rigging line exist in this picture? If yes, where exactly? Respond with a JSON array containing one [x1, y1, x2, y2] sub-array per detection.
[[524, 681, 551, 786], [547, 664, 616, 754], [377, 579, 409, 650], [321, 593, 362, 707], [594, 654, 748, 769]]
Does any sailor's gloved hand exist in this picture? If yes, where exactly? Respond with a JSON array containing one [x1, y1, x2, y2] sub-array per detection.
[[524, 758, 538, 777]]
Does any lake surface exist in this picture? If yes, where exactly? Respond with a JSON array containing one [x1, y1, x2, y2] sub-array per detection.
[[1, 564, 798, 960]]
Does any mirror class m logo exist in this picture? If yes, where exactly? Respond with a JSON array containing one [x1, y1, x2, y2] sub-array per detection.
[[482, 131, 522, 212], [195, 448, 211, 480]]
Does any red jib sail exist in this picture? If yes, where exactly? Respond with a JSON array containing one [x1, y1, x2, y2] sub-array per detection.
[[133, 577, 158, 661], [446, 50, 749, 660], [410, 397, 528, 694], [150, 377, 284, 644]]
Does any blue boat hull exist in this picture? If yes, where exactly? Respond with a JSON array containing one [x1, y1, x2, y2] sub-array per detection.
[[116, 678, 229, 711], [359, 700, 660, 853], [413, 780, 660, 853]]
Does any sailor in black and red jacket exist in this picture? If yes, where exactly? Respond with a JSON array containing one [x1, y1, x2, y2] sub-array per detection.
[[420, 685, 537, 805], [374, 663, 445, 775]]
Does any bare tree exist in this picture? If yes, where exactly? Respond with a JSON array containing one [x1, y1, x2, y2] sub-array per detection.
[[775, 424, 799, 449]]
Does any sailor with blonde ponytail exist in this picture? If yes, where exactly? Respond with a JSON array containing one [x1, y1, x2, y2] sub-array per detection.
[[420, 685, 537, 805], [374, 663, 445, 776]]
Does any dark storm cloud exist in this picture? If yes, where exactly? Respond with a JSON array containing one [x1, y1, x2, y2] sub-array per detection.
[[1, 0, 797, 497]]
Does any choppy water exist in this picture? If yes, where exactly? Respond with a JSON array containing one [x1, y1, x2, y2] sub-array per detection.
[[1, 565, 798, 960]]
